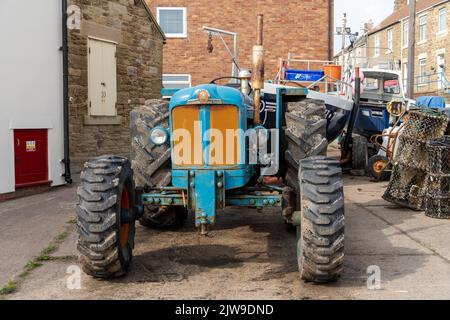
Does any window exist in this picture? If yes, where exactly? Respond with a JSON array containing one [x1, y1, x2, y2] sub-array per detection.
[[419, 58, 427, 85], [439, 8, 447, 33], [157, 7, 187, 38], [419, 15, 427, 42], [387, 28, 393, 51], [403, 20, 409, 47], [384, 79, 400, 94], [163, 74, 191, 89], [374, 34, 380, 57], [364, 77, 379, 92]]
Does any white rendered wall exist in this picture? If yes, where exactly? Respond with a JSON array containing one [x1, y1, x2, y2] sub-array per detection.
[[0, 0, 65, 193]]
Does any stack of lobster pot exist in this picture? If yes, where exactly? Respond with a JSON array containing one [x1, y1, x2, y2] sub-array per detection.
[[423, 137, 450, 218], [383, 110, 449, 210]]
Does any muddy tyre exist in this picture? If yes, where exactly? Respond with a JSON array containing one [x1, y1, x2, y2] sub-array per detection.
[[297, 156, 345, 283], [76, 156, 136, 279], [283, 99, 328, 224], [131, 100, 186, 229]]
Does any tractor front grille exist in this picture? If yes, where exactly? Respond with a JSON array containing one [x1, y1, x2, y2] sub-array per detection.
[[172, 105, 240, 167]]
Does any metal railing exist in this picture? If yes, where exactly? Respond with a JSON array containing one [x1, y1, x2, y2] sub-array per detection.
[[415, 72, 449, 93]]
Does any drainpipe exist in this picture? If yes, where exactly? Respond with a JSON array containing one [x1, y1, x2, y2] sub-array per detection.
[[328, 0, 333, 62], [62, 0, 72, 184]]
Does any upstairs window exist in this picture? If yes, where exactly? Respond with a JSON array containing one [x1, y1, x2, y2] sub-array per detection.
[[157, 7, 187, 38], [439, 8, 447, 33], [387, 28, 393, 51], [374, 34, 380, 57], [403, 20, 409, 47], [419, 15, 427, 42]]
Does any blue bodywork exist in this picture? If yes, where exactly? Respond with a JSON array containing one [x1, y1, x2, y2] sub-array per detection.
[[140, 84, 310, 228]]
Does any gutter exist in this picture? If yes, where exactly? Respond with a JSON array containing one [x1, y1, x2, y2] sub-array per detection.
[[62, 0, 72, 184]]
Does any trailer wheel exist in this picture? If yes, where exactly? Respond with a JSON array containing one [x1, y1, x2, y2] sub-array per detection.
[[283, 99, 328, 224], [352, 135, 368, 175], [368, 155, 391, 181], [131, 100, 185, 229], [76, 156, 136, 279], [297, 156, 345, 283]]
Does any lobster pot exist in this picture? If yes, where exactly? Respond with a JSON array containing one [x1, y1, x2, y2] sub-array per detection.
[[383, 110, 449, 210], [423, 137, 450, 219], [395, 136, 428, 170], [401, 111, 449, 143], [383, 163, 426, 211]]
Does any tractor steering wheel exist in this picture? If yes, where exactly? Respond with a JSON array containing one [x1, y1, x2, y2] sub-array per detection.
[[209, 76, 253, 95], [209, 76, 242, 85]]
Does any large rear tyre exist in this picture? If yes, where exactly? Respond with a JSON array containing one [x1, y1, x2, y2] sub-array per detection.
[[283, 99, 328, 224], [351, 135, 368, 175], [297, 156, 345, 283], [131, 100, 186, 229], [76, 156, 136, 279], [139, 206, 188, 229]]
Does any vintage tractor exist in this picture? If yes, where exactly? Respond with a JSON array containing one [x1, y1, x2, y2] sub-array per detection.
[[76, 15, 347, 283]]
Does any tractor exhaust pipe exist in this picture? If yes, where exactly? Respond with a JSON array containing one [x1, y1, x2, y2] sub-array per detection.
[[252, 14, 264, 125]]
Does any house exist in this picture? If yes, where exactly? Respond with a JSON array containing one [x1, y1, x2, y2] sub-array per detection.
[[68, 0, 166, 173], [367, 0, 449, 97], [0, 0, 165, 200], [146, 0, 334, 88]]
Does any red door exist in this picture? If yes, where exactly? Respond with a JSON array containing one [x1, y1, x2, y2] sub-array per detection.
[[14, 129, 49, 188]]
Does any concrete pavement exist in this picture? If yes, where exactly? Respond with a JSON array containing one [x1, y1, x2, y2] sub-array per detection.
[[2, 176, 450, 299]]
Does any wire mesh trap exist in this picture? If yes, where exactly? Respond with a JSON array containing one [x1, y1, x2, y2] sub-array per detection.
[[422, 136, 450, 219], [383, 110, 450, 211]]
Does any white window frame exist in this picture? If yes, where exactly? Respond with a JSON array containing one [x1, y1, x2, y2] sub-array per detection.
[[157, 7, 187, 38], [418, 57, 427, 86], [438, 8, 447, 34], [162, 74, 191, 96], [374, 34, 380, 57], [402, 20, 409, 48], [418, 14, 427, 43], [387, 28, 393, 52]]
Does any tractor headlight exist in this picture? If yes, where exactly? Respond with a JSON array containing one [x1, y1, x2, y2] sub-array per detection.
[[150, 127, 169, 146]]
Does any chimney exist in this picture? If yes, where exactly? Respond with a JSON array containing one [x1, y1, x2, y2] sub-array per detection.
[[394, 0, 408, 11], [364, 20, 374, 33]]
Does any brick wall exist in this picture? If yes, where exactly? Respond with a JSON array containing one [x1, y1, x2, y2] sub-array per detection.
[[367, 1, 450, 96], [148, 0, 333, 86], [368, 23, 402, 69], [68, 0, 164, 172], [408, 2, 450, 95]]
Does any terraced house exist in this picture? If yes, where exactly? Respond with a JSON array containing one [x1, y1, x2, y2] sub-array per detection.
[[146, 0, 334, 87], [368, 0, 449, 97]]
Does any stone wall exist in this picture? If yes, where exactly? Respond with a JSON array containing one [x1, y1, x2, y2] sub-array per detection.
[[68, 0, 164, 173], [147, 0, 334, 86]]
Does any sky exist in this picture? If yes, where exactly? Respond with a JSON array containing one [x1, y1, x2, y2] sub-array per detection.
[[334, 0, 395, 54]]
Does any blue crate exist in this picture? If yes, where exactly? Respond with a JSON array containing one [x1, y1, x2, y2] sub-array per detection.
[[285, 69, 325, 82]]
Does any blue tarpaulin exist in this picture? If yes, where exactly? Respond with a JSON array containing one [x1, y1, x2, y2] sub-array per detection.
[[415, 96, 446, 109]]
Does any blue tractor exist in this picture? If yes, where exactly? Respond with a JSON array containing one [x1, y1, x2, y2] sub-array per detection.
[[76, 15, 347, 283]]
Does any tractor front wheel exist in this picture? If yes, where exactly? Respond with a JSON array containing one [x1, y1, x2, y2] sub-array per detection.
[[76, 156, 136, 279], [297, 156, 345, 283]]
